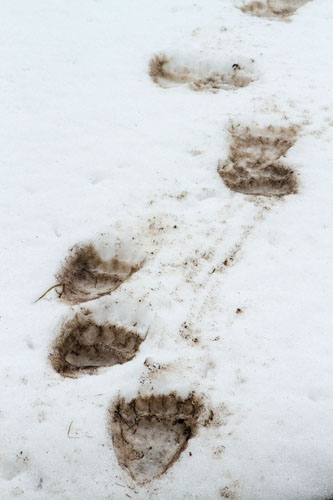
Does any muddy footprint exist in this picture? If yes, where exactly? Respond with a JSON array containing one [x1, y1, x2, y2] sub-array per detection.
[[110, 393, 204, 483], [240, 0, 311, 18], [149, 53, 257, 92], [218, 124, 298, 196], [50, 313, 145, 377], [56, 241, 143, 305]]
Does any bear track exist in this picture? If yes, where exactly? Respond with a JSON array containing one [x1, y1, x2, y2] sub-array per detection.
[[149, 54, 255, 92], [241, 0, 311, 18], [110, 393, 205, 483], [56, 243, 141, 305], [218, 125, 298, 196], [50, 314, 144, 377]]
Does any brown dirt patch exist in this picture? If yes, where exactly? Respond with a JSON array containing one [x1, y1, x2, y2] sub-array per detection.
[[50, 315, 144, 377], [110, 393, 204, 483], [149, 54, 255, 92], [218, 125, 298, 196], [56, 243, 141, 305], [241, 0, 311, 18]]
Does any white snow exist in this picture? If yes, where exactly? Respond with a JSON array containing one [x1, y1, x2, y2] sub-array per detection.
[[1, 0, 333, 498]]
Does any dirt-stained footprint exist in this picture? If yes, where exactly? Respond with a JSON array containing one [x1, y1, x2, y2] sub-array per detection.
[[56, 241, 143, 305], [50, 313, 145, 377], [150, 53, 257, 92], [240, 0, 311, 18], [218, 124, 298, 196], [109, 393, 206, 483]]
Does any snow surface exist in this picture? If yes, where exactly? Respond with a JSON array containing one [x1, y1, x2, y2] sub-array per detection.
[[1, 0, 333, 499]]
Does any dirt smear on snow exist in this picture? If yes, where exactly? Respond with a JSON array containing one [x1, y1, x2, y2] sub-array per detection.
[[149, 54, 255, 92], [50, 314, 144, 377], [56, 243, 142, 305], [240, 0, 311, 18], [218, 124, 298, 196], [110, 393, 209, 483]]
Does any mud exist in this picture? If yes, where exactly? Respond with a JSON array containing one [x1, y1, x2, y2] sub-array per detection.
[[241, 0, 311, 18], [149, 54, 255, 92], [56, 243, 141, 305], [110, 393, 204, 483], [50, 315, 144, 377], [218, 125, 298, 196]]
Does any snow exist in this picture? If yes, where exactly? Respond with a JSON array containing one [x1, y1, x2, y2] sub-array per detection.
[[1, 0, 333, 498]]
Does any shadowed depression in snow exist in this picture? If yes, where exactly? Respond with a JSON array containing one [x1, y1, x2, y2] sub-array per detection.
[[56, 243, 142, 305], [110, 393, 204, 483], [50, 314, 144, 377], [218, 124, 298, 196], [149, 53, 256, 92], [240, 0, 312, 18]]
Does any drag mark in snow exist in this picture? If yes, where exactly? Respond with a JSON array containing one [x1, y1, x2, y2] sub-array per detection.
[[56, 242, 142, 305], [149, 53, 257, 92], [50, 314, 145, 377], [196, 202, 273, 314], [110, 393, 207, 483], [240, 0, 311, 18], [218, 124, 298, 196], [180, 201, 274, 331]]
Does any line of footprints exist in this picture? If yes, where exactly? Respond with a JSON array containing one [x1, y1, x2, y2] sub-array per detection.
[[42, 0, 310, 487]]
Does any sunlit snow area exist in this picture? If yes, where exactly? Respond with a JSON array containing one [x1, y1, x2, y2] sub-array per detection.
[[1, 0, 333, 499]]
